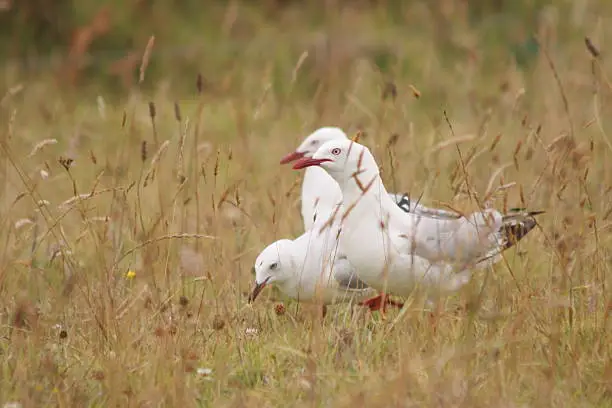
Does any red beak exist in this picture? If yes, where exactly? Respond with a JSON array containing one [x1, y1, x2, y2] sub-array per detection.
[[292, 157, 332, 170], [280, 151, 305, 164], [248, 276, 271, 303]]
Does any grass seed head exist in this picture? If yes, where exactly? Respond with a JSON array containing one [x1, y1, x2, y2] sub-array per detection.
[[139, 35, 155, 83], [212, 315, 225, 330], [141, 140, 147, 162], [58, 156, 74, 171], [196, 73, 203, 94], [382, 82, 397, 100], [148, 101, 156, 119], [585, 37, 600, 58], [174, 102, 182, 122]]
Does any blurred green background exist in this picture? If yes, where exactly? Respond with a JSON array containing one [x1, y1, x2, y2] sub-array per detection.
[[1, 0, 576, 97]]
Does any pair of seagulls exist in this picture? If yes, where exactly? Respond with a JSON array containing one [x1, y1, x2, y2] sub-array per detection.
[[248, 127, 543, 314]]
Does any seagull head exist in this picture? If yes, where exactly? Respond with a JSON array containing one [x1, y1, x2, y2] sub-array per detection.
[[248, 239, 294, 303], [279, 127, 348, 164], [292, 139, 379, 188]]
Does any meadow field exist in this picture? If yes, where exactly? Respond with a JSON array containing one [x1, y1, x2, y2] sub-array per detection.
[[0, 1, 611, 406]]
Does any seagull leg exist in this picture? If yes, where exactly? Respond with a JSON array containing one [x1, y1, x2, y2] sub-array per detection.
[[359, 293, 404, 314], [426, 298, 443, 334], [383, 298, 405, 310], [380, 295, 404, 321], [428, 309, 438, 334], [358, 294, 385, 311]]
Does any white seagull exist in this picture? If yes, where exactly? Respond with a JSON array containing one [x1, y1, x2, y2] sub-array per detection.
[[280, 127, 459, 231], [284, 128, 543, 266], [248, 216, 403, 314], [292, 139, 542, 305]]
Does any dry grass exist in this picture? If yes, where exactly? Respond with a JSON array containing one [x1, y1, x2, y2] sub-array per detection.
[[1, 3, 611, 407]]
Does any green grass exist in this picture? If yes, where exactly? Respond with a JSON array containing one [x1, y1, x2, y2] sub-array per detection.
[[1, 2, 611, 407]]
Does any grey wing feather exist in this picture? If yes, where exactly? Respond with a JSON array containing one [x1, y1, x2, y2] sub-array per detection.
[[390, 193, 462, 220], [391, 194, 544, 267], [332, 256, 370, 290]]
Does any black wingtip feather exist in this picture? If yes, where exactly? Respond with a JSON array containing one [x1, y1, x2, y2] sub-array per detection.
[[396, 193, 413, 214], [500, 217, 539, 250]]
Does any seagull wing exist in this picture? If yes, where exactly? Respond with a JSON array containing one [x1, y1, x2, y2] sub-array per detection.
[[332, 255, 370, 290]]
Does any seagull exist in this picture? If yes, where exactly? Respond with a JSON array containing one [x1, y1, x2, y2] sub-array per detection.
[[248, 215, 403, 314], [284, 131, 543, 266], [280, 127, 459, 231], [292, 139, 543, 306]]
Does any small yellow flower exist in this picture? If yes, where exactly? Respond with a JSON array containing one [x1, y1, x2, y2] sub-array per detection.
[[126, 270, 136, 279]]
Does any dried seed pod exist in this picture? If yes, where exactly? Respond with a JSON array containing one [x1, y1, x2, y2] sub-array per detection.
[[274, 303, 286, 315], [212, 315, 225, 330]]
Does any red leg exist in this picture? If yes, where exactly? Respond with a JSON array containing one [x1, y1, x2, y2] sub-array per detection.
[[359, 293, 404, 314], [427, 301, 442, 334], [384, 298, 404, 310], [428, 310, 438, 334], [359, 294, 385, 311]]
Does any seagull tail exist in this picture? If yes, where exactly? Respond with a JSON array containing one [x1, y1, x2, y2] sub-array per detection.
[[471, 209, 544, 269], [499, 209, 544, 251]]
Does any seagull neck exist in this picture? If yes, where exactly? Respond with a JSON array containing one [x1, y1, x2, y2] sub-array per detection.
[[303, 166, 337, 195], [302, 167, 342, 226], [338, 169, 387, 207]]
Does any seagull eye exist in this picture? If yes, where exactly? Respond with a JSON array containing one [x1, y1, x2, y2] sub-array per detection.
[[269, 262, 279, 270], [310, 140, 318, 145], [331, 148, 341, 155]]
